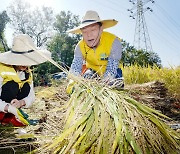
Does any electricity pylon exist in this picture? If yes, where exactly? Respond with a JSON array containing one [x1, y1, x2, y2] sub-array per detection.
[[128, 0, 154, 52]]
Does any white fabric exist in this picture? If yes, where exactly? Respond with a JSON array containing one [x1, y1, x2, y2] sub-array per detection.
[[22, 82, 35, 108], [0, 101, 8, 112], [0, 77, 8, 112], [0, 49, 51, 66], [0, 34, 52, 66], [17, 71, 26, 80], [8, 104, 18, 117]]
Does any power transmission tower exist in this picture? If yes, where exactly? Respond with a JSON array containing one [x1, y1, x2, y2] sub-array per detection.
[[128, 0, 154, 52]]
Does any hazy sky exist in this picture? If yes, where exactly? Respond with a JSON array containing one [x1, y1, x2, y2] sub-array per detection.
[[1, 0, 180, 67]]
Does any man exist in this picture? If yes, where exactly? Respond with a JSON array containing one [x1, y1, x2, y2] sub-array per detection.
[[67, 10, 124, 89], [0, 34, 51, 127]]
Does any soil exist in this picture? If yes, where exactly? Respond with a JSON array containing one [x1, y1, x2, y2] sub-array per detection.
[[125, 81, 180, 123]]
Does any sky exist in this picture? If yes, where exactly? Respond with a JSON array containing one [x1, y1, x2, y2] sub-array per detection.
[[0, 0, 180, 67]]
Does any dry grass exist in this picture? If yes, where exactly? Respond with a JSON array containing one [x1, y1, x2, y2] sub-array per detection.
[[0, 80, 69, 154]]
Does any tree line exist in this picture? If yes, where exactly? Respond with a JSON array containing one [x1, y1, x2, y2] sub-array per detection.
[[0, 0, 161, 86]]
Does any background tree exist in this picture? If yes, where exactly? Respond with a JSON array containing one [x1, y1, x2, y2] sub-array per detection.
[[48, 11, 81, 69], [7, 0, 54, 47], [7, 0, 56, 86], [33, 11, 81, 86], [0, 11, 10, 52], [121, 40, 161, 67], [52, 11, 81, 66]]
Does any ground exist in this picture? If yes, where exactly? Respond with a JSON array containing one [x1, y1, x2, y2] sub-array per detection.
[[126, 81, 180, 123], [0, 80, 179, 153]]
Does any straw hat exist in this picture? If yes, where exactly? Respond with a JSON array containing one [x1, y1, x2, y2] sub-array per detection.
[[0, 34, 52, 66], [67, 10, 118, 34]]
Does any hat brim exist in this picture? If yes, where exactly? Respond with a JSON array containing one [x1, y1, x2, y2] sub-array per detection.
[[0, 49, 51, 66], [67, 19, 118, 34]]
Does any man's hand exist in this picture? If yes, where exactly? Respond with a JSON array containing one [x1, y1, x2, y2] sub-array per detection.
[[83, 69, 94, 79], [66, 79, 76, 94], [11, 99, 25, 108], [102, 75, 113, 85], [102, 76, 124, 89]]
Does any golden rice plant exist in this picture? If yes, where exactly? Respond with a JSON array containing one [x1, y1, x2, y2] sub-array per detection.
[[37, 78, 180, 154], [122, 64, 160, 84], [158, 66, 180, 99], [122, 65, 180, 99]]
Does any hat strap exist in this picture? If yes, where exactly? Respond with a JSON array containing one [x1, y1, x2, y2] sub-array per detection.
[[11, 50, 34, 54], [82, 20, 97, 23]]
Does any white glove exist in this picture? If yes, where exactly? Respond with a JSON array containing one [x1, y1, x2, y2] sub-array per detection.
[[0, 101, 8, 112], [83, 69, 94, 79], [8, 105, 19, 117], [8, 105, 29, 125]]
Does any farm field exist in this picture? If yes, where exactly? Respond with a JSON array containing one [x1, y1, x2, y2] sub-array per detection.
[[0, 66, 179, 153]]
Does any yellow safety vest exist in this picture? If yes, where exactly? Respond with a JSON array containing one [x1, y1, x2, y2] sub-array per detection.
[[79, 31, 121, 76], [0, 63, 32, 88]]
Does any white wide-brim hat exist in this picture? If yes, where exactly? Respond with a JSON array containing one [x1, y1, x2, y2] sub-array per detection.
[[0, 34, 52, 66], [67, 10, 118, 34]]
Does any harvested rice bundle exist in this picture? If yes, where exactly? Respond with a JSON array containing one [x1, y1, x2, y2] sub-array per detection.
[[38, 80, 180, 154]]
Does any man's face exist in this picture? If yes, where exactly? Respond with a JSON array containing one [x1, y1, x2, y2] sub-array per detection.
[[15, 66, 28, 71], [81, 23, 103, 48]]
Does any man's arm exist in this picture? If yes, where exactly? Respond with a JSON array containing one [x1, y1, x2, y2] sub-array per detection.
[[69, 44, 83, 76], [103, 38, 122, 79], [0, 76, 10, 112], [21, 82, 35, 108]]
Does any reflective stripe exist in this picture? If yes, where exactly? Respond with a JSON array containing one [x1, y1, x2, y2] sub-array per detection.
[[1, 72, 17, 76], [0, 63, 32, 88]]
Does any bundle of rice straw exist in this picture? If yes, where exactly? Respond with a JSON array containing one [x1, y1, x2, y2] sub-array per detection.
[[37, 78, 180, 154]]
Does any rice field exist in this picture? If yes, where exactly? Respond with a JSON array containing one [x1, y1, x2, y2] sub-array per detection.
[[122, 65, 180, 100], [0, 65, 180, 154], [33, 65, 180, 153]]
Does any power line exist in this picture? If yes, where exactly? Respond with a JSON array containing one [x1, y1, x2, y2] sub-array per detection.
[[148, 23, 180, 54], [150, 12, 180, 42], [145, 3, 180, 50], [155, 3, 180, 31], [92, 0, 126, 15], [108, 0, 127, 10]]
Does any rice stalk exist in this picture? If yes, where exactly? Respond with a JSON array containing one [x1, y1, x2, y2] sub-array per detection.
[[37, 79, 180, 154]]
